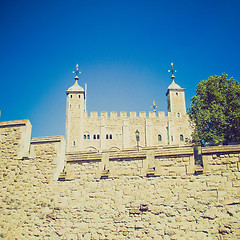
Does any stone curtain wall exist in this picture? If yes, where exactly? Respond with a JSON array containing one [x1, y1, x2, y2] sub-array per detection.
[[0, 120, 65, 239], [1, 120, 240, 239], [0, 120, 32, 160], [31, 136, 66, 181], [61, 149, 240, 240]]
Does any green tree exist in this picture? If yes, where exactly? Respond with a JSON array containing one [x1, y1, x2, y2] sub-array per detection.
[[188, 74, 240, 144]]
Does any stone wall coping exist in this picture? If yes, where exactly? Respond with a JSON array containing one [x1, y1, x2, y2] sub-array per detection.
[[0, 119, 29, 128], [66, 146, 194, 163], [202, 144, 240, 154], [31, 136, 65, 144], [66, 144, 240, 163]]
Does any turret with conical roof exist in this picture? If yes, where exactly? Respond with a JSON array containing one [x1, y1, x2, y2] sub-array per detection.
[[67, 78, 85, 92], [166, 63, 186, 115], [65, 64, 86, 152]]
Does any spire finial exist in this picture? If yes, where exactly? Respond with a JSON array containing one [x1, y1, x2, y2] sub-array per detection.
[[73, 64, 81, 80], [151, 100, 157, 113], [168, 62, 177, 82]]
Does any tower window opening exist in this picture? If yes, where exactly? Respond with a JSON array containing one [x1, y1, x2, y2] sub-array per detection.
[[158, 134, 162, 142], [73, 141, 76, 146], [176, 92, 178, 96], [84, 135, 86, 139], [87, 135, 90, 140], [180, 134, 184, 141], [106, 134, 108, 139], [177, 113, 181, 118], [110, 134, 112, 139], [93, 134, 96, 139], [97, 134, 100, 139], [79, 95, 81, 98], [70, 95, 73, 98]]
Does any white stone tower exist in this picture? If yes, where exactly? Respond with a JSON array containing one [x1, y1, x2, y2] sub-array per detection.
[[166, 63, 187, 145], [166, 63, 186, 115], [66, 64, 86, 152]]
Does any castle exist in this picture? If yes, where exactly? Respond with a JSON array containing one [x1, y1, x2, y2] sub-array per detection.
[[66, 64, 191, 152], [1, 64, 240, 239]]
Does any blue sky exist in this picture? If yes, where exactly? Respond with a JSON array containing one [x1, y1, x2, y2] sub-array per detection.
[[1, 0, 240, 138]]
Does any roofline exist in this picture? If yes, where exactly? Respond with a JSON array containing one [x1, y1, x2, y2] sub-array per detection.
[[166, 88, 185, 96], [66, 90, 85, 94], [0, 119, 30, 128]]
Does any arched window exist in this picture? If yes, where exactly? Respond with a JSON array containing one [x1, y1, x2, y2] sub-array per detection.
[[87, 135, 90, 140], [176, 92, 178, 96], [110, 134, 112, 139], [177, 113, 181, 118], [93, 135, 96, 139], [106, 134, 108, 139], [84, 135, 86, 140], [97, 134, 100, 139], [79, 95, 81, 98], [158, 134, 162, 141], [73, 141, 76, 146], [70, 95, 73, 98], [180, 134, 184, 141]]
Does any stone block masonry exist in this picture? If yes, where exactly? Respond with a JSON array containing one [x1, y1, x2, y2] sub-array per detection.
[[0, 120, 65, 239], [1, 120, 240, 239], [65, 74, 191, 152]]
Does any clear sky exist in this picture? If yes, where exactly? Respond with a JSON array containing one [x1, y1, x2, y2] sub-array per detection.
[[1, 0, 240, 138]]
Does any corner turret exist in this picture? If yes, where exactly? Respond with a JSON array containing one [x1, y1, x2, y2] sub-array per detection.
[[66, 64, 87, 152], [166, 63, 186, 115]]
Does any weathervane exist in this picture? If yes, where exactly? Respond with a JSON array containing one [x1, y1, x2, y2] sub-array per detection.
[[151, 100, 157, 113], [73, 64, 81, 79], [168, 62, 176, 81]]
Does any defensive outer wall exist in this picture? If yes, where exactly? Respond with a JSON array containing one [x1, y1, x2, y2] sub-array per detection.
[[1, 120, 240, 239]]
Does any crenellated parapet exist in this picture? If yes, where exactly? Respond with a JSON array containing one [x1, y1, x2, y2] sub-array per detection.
[[85, 111, 188, 119], [0, 120, 66, 181], [85, 111, 168, 119], [0, 120, 32, 160]]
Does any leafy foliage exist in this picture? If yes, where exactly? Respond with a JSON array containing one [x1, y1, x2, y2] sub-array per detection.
[[188, 74, 240, 144]]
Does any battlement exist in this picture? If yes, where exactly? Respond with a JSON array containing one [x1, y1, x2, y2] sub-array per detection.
[[65, 144, 240, 177], [0, 120, 65, 180], [86, 111, 167, 118]]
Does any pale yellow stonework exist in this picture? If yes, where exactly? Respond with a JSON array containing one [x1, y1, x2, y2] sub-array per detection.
[[1, 120, 240, 239], [1, 71, 240, 239], [66, 74, 191, 153]]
